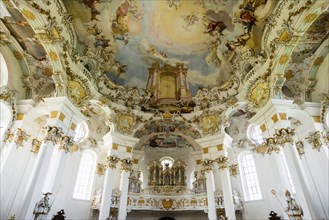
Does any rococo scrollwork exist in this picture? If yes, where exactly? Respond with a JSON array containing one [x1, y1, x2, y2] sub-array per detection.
[[4, 128, 31, 148], [216, 156, 229, 170]]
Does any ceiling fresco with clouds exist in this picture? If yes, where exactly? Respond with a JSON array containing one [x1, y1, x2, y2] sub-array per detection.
[[63, 0, 276, 95]]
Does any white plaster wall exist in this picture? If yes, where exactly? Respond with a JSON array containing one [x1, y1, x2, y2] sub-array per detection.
[[46, 151, 93, 220]]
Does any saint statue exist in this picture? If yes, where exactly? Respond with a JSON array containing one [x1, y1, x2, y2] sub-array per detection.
[[33, 192, 52, 220], [285, 190, 303, 220]]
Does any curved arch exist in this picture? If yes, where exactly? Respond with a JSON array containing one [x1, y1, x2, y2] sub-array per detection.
[[0, 53, 8, 87], [73, 121, 89, 143], [0, 46, 26, 99], [246, 124, 263, 145], [0, 102, 13, 140], [272, 3, 328, 98], [160, 156, 174, 169]]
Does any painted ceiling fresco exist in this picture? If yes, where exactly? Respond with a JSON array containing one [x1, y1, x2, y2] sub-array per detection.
[[1, 7, 47, 60], [63, 0, 276, 95], [283, 11, 329, 100], [291, 11, 329, 63]]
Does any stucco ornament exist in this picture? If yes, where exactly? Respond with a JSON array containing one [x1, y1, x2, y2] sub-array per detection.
[[198, 112, 221, 135], [247, 79, 270, 109], [216, 156, 229, 170], [68, 81, 88, 106], [115, 112, 137, 134]]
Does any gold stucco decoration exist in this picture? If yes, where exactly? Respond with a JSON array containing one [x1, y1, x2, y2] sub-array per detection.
[[279, 55, 289, 64], [314, 56, 324, 66], [68, 81, 87, 106], [248, 80, 270, 108], [12, 51, 23, 60], [31, 139, 41, 154], [115, 112, 136, 134], [278, 30, 292, 44], [162, 199, 174, 210], [199, 113, 220, 134], [304, 13, 318, 23], [22, 9, 36, 20], [48, 51, 58, 61]]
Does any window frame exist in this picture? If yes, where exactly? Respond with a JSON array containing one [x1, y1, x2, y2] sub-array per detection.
[[160, 156, 174, 170], [238, 151, 262, 202], [73, 150, 97, 200]]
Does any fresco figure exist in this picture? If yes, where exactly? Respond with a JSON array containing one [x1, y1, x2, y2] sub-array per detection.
[[82, 0, 101, 21]]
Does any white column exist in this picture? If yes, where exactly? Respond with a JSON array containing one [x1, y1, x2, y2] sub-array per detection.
[[99, 167, 116, 220], [0, 128, 30, 219], [282, 143, 316, 219], [205, 170, 217, 220], [18, 140, 55, 219], [118, 170, 130, 220], [219, 167, 235, 220]]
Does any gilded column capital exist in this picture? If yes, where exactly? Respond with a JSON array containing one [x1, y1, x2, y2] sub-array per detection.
[[107, 155, 120, 169], [96, 163, 106, 176], [121, 158, 133, 172], [295, 141, 305, 157], [252, 127, 295, 155], [274, 128, 295, 145], [229, 164, 239, 177], [43, 125, 63, 143], [4, 128, 31, 148], [57, 135, 78, 153], [305, 131, 323, 151], [31, 139, 42, 154], [216, 156, 229, 170], [202, 159, 214, 172], [253, 137, 281, 155], [322, 131, 329, 145]]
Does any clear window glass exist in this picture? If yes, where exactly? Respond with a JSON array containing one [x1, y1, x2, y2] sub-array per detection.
[[73, 150, 97, 200], [239, 152, 262, 201], [160, 156, 174, 170]]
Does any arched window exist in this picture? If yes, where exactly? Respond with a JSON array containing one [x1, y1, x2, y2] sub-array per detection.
[[160, 156, 174, 170], [239, 151, 262, 201], [73, 150, 97, 200], [247, 124, 263, 145]]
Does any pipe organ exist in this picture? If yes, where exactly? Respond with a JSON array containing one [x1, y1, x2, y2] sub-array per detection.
[[147, 159, 187, 188]]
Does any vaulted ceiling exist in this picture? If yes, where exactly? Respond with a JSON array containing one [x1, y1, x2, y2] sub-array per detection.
[[1, 0, 328, 149]]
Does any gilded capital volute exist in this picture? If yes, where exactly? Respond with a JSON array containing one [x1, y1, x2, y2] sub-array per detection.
[[121, 158, 133, 172], [107, 155, 120, 169], [216, 156, 229, 170], [202, 159, 214, 172]]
